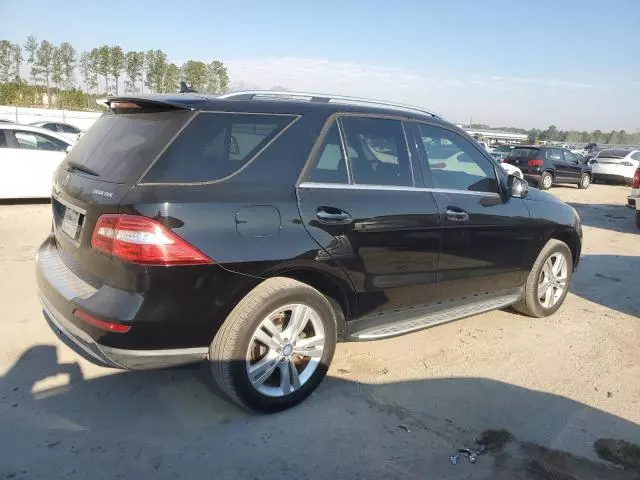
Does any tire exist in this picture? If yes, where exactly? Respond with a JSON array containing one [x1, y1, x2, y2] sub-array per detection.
[[578, 173, 591, 189], [513, 239, 573, 318], [209, 277, 337, 412], [539, 171, 553, 190]]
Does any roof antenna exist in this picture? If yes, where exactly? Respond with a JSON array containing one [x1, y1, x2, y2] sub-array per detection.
[[179, 81, 197, 93]]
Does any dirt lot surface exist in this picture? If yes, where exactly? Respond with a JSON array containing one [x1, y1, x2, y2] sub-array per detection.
[[0, 184, 638, 479]]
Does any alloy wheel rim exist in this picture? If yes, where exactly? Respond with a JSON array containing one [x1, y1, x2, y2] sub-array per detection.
[[544, 175, 552, 188], [538, 252, 568, 308], [246, 303, 325, 398], [582, 175, 590, 187]]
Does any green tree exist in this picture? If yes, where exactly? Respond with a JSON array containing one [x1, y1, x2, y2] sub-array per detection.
[[180, 60, 208, 91], [95, 45, 110, 94], [51, 46, 64, 98], [79, 52, 96, 98], [145, 49, 167, 93], [35, 40, 54, 105], [592, 130, 602, 143], [24, 35, 38, 86], [162, 63, 180, 92], [59, 42, 76, 89], [109, 45, 125, 94], [124, 51, 144, 93], [0, 40, 12, 83], [618, 130, 628, 145], [88, 49, 100, 94], [206, 60, 229, 93]]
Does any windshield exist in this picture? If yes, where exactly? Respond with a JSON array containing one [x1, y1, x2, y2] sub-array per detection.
[[63, 110, 193, 183]]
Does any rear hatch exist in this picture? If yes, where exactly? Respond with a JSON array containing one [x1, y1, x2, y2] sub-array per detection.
[[505, 147, 539, 173], [51, 99, 198, 289]]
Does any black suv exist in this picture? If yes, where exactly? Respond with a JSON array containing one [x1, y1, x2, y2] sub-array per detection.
[[504, 145, 592, 190], [37, 92, 582, 411]]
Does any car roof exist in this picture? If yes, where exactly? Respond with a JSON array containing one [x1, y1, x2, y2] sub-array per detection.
[[105, 92, 454, 126], [0, 123, 74, 144]]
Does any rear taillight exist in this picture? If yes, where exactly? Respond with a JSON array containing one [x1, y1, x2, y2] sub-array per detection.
[[73, 308, 131, 333], [620, 161, 633, 167], [632, 168, 640, 189], [91, 214, 213, 266], [528, 159, 544, 167], [502, 157, 511, 164]]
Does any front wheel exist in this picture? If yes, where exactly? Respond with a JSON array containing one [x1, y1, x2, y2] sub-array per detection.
[[209, 277, 337, 412], [539, 171, 553, 190], [513, 239, 573, 318], [578, 173, 591, 189]]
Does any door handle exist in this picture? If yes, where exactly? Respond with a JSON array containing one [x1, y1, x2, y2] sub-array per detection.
[[446, 209, 469, 222], [316, 208, 352, 223]]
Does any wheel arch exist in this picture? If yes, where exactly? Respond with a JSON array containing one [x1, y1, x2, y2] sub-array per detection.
[[547, 229, 580, 270]]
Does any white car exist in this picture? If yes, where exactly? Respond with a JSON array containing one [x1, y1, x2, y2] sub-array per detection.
[[0, 124, 74, 199], [589, 148, 640, 185], [30, 121, 83, 142], [627, 167, 640, 228], [500, 161, 523, 178]]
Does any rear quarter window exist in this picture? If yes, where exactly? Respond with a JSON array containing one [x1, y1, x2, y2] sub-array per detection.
[[510, 148, 538, 159], [143, 112, 297, 183]]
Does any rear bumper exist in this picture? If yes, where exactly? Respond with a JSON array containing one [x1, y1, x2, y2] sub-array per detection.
[[628, 196, 637, 209], [42, 294, 207, 369], [594, 173, 632, 183]]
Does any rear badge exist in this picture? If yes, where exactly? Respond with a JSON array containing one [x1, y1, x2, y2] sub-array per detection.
[[92, 189, 114, 198]]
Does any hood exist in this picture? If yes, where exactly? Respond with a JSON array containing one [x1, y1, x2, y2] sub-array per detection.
[[524, 186, 564, 204]]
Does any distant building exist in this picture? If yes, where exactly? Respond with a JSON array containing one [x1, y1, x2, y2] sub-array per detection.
[[463, 128, 528, 144]]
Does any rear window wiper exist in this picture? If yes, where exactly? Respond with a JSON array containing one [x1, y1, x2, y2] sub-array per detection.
[[66, 160, 100, 177]]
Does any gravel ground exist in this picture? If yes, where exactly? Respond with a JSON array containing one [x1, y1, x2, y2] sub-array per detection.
[[0, 183, 638, 479]]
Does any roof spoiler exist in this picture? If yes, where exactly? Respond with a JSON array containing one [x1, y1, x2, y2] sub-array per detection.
[[98, 95, 205, 111]]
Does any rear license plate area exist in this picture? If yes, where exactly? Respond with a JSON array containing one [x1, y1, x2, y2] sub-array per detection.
[[61, 207, 83, 240]]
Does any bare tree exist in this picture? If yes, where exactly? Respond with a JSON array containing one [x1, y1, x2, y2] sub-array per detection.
[[51, 46, 64, 100], [95, 45, 110, 94], [124, 51, 144, 93], [59, 42, 76, 89], [11, 43, 22, 82], [109, 46, 125, 94], [35, 40, 54, 105], [24, 35, 38, 86]]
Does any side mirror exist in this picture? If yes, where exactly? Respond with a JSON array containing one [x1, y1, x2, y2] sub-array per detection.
[[509, 175, 528, 199]]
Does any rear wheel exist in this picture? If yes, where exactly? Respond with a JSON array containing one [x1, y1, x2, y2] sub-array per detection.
[[539, 171, 553, 190], [209, 277, 337, 412], [578, 173, 591, 189], [513, 239, 573, 318]]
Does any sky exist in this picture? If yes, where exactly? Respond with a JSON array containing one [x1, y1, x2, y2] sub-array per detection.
[[2, 0, 639, 131]]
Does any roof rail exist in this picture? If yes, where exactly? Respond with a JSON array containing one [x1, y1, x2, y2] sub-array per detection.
[[219, 90, 440, 118]]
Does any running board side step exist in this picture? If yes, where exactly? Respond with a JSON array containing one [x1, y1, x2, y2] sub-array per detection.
[[347, 291, 521, 341]]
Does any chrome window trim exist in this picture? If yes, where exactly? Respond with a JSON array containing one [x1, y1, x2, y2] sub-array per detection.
[[298, 181, 501, 197]]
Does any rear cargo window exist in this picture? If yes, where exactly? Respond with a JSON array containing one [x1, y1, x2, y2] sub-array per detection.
[[143, 112, 296, 183], [64, 110, 193, 183], [510, 148, 538, 159], [597, 149, 629, 159]]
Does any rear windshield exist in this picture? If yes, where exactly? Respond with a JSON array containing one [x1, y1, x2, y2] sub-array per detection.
[[143, 112, 296, 183], [597, 149, 629, 159], [64, 110, 193, 183], [510, 148, 538, 159]]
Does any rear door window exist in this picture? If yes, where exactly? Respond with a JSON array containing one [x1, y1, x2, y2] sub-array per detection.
[[61, 124, 80, 134], [340, 116, 412, 186], [64, 110, 193, 183], [144, 112, 296, 183]]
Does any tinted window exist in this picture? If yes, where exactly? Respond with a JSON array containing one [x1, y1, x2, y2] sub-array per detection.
[[415, 123, 498, 193], [306, 122, 348, 184], [340, 117, 412, 186], [564, 151, 580, 163], [598, 149, 630, 159], [13, 130, 68, 151], [0, 130, 7, 148], [546, 148, 564, 161], [60, 124, 80, 134], [631, 152, 640, 161], [510, 148, 538, 159], [145, 113, 296, 183], [64, 110, 193, 183]]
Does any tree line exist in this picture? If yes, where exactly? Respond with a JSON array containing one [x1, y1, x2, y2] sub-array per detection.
[[470, 123, 640, 146], [0, 36, 230, 110]]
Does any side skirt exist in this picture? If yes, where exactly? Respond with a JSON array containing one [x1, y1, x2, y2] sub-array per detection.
[[346, 288, 522, 341]]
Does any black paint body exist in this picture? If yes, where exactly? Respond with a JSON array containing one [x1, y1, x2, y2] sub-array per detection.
[[36, 95, 582, 355]]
